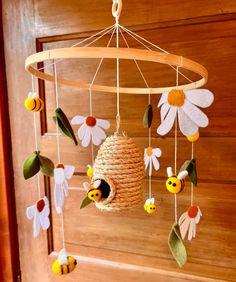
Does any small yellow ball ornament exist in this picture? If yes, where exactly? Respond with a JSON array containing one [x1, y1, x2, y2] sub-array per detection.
[[186, 131, 199, 142], [86, 165, 93, 179], [24, 97, 44, 112]]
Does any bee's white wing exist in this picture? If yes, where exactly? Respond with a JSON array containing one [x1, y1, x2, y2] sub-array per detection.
[[26, 205, 36, 220], [185, 89, 214, 108], [54, 168, 65, 184], [94, 179, 101, 189], [145, 198, 151, 205], [150, 197, 155, 204], [54, 183, 64, 214], [58, 248, 69, 265], [64, 165, 75, 180], [33, 213, 40, 238], [83, 182, 90, 191]]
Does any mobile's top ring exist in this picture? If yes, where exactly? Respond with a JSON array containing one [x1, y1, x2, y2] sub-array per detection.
[[25, 47, 208, 94], [112, 0, 122, 19]]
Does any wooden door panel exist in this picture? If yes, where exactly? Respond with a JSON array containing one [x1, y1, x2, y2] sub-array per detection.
[[2, 0, 236, 281]]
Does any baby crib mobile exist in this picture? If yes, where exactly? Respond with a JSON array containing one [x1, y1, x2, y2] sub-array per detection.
[[23, 0, 214, 272]]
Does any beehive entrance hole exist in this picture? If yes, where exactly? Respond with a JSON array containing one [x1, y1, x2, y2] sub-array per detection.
[[98, 179, 111, 199]]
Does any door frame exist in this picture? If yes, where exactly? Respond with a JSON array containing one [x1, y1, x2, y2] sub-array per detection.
[[0, 1, 21, 281]]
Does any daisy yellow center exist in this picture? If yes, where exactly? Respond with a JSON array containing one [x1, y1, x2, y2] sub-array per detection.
[[55, 163, 64, 169], [86, 116, 96, 127], [188, 206, 198, 218], [167, 90, 185, 107], [36, 199, 45, 212], [147, 147, 153, 157]]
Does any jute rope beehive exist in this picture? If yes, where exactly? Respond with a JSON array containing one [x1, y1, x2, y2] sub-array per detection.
[[93, 133, 145, 211]]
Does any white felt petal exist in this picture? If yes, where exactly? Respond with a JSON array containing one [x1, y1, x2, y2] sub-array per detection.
[[26, 205, 36, 220], [178, 107, 199, 136], [39, 211, 50, 230], [63, 180, 69, 197], [188, 220, 195, 241], [54, 184, 64, 214], [157, 106, 177, 136], [148, 159, 152, 176], [160, 103, 171, 122], [43, 196, 49, 207], [94, 126, 106, 140], [82, 127, 91, 147], [182, 100, 209, 127], [83, 182, 90, 191], [40, 205, 50, 218], [64, 165, 75, 179], [71, 115, 85, 125], [157, 92, 168, 107], [195, 210, 202, 224], [54, 168, 65, 184], [33, 213, 40, 238], [152, 156, 160, 171], [144, 155, 149, 170], [96, 119, 110, 129], [91, 127, 102, 146], [179, 216, 191, 240], [153, 148, 162, 158], [178, 211, 188, 226], [192, 221, 196, 238], [78, 123, 87, 140], [185, 89, 214, 108]]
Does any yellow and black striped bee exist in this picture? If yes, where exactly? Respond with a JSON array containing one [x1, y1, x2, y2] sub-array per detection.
[[24, 94, 44, 112], [87, 179, 111, 202], [166, 167, 188, 194], [52, 249, 77, 275]]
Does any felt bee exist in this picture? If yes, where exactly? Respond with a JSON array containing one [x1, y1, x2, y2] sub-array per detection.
[[87, 179, 111, 202], [52, 248, 77, 275], [87, 179, 102, 202], [166, 167, 188, 194], [24, 94, 44, 112], [144, 197, 156, 214]]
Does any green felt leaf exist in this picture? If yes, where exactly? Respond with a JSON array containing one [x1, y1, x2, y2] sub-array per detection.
[[143, 104, 153, 128], [168, 223, 187, 267], [80, 196, 92, 209], [180, 159, 197, 186], [53, 108, 78, 146], [23, 151, 40, 179], [38, 155, 54, 177]]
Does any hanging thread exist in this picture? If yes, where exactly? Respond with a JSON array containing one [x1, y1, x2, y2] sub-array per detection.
[[31, 75, 41, 199], [190, 142, 194, 207], [53, 62, 65, 249], [115, 22, 120, 133]]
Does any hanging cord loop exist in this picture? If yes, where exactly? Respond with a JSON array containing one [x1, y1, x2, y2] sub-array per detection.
[[112, 0, 122, 23]]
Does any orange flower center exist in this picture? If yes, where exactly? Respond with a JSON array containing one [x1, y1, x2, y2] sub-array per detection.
[[167, 90, 185, 107], [55, 163, 64, 169], [86, 116, 96, 127], [188, 206, 198, 218], [36, 199, 45, 212], [147, 147, 153, 157]]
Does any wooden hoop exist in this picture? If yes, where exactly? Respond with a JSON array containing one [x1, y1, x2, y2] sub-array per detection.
[[25, 47, 208, 94], [112, 0, 122, 19]]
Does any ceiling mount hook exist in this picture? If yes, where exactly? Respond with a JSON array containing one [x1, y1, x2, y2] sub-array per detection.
[[112, 0, 122, 23]]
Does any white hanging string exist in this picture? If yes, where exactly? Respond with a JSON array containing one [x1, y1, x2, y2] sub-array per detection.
[[191, 142, 194, 207], [31, 75, 41, 199], [174, 66, 179, 224], [88, 26, 116, 164], [119, 28, 153, 198], [53, 62, 65, 249], [115, 22, 120, 133], [38, 24, 116, 71], [118, 24, 193, 84]]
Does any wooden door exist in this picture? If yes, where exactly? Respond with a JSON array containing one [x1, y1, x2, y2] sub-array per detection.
[[2, 0, 236, 281]]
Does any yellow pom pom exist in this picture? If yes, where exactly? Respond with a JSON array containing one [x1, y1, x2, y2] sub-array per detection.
[[86, 165, 93, 179], [24, 97, 44, 112], [52, 256, 77, 275], [186, 131, 199, 142]]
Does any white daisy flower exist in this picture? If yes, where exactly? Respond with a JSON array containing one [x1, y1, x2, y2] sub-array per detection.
[[54, 164, 75, 214], [26, 196, 50, 238], [71, 115, 110, 147], [157, 89, 214, 136], [178, 206, 202, 241], [144, 147, 162, 176]]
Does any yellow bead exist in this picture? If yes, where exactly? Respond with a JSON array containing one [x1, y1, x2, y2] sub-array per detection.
[[86, 166, 93, 179], [166, 177, 183, 194], [186, 131, 199, 142]]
